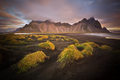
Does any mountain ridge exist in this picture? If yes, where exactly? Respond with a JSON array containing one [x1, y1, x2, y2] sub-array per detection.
[[17, 17, 109, 33]]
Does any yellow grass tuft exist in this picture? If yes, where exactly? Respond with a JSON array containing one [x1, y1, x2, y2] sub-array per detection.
[[26, 38, 34, 41], [38, 40, 55, 50], [61, 39, 64, 41], [85, 42, 99, 48], [76, 42, 93, 56], [17, 51, 49, 73], [56, 38, 58, 41], [50, 38, 53, 40], [57, 44, 84, 68], [41, 35, 48, 39], [37, 38, 43, 41], [99, 45, 112, 50], [9, 39, 18, 44]]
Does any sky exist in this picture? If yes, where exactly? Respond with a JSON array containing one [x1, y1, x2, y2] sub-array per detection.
[[0, 0, 120, 32]]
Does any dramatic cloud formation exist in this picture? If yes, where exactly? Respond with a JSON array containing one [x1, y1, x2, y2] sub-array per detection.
[[0, 0, 120, 32]]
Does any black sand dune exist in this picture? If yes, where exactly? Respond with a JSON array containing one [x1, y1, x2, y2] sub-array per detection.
[[0, 33, 120, 80]]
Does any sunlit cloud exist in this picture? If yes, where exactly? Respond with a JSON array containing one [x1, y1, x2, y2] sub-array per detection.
[[0, 0, 120, 32]]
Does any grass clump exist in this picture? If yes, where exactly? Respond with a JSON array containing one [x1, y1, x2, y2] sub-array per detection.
[[50, 38, 53, 40], [70, 38, 79, 43], [26, 45, 33, 48], [37, 38, 43, 41], [81, 50, 92, 57], [113, 50, 120, 54], [17, 40, 28, 44], [57, 44, 84, 68], [17, 35, 26, 39], [34, 35, 39, 38], [99, 45, 112, 50], [25, 38, 34, 41], [56, 38, 58, 41], [50, 35, 56, 38], [61, 39, 64, 41], [85, 42, 99, 48], [75, 43, 80, 46], [76, 43, 93, 57], [41, 35, 48, 39], [38, 40, 55, 50], [9, 39, 18, 44], [17, 51, 49, 73], [64, 38, 69, 41]]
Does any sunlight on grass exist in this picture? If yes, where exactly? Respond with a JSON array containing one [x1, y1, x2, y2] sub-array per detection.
[[9, 39, 18, 44], [17, 51, 49, 73], [57, 44, 84, 68], [56, 38, 58, 41], [61, 39, 64, 41], [25, 38, 34, 41], [99, 45, 112, 50], [70, 38, 79, 43], [41, 35, 48, 39], [75, 42, 93, 57], [38, 40, 55, 50], [37, 38, 43, 41], [85, 42, 99, 48]]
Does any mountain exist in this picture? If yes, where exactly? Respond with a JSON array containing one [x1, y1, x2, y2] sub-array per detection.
[[17, 17, 109, 33]]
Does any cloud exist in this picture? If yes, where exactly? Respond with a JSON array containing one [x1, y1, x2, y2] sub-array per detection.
[[0, 0, 120, 32]]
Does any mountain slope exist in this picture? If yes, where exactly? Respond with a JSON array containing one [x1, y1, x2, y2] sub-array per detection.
[[17, 17, 109, 33]]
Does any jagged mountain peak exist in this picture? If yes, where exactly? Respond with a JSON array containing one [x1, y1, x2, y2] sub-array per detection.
[[88, 17, 95, 21], [17, 17, 109, 33]]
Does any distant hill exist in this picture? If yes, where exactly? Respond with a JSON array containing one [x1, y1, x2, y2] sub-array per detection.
[[16, 17, 109, 33]]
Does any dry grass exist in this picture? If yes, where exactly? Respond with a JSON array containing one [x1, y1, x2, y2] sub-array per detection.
[[38, 40, 55, 50], [70, 38, 79, 43], [17, 51, 49, 73], [57, 44, 84, 68], [37, 38, 43, 41], [9, 39, 18, 44], [75, 43, 80, 46], [61, 39, 64, 41], [99, 45, 112, 50], [25, 38, 34, 41], [15, 35, 26, 39], [41, 35, 48, 39], [17, 40, 28, 44], [85, 42, 99, 48], [34, 35, 39, 38], [50, 38, 53, 40], [56, 38, 58, 41], [76, 42, 93, 57]]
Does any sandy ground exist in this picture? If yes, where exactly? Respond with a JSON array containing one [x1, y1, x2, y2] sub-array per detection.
[[0, 33, 120, 80]]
